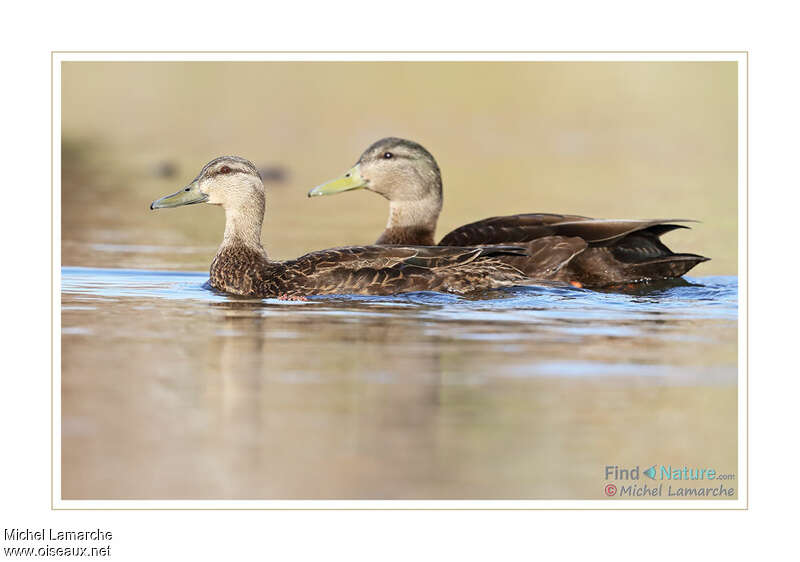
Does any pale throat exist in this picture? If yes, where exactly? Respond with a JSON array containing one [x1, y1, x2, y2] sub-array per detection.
[[221, 196, 266, 252], [386, 194, 442, 233]]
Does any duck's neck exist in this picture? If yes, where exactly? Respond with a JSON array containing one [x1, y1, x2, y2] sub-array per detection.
[[220, 197, 267, 257], [376, 195, 442, 246]]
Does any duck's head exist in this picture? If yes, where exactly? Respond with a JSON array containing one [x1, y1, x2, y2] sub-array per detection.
[[309, 137, 442, 203], [150, 156, 263, 211]]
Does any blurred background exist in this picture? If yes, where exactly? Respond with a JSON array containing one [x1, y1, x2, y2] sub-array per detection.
[[61, 62, 737, 273], [60, 61, 739, 500]]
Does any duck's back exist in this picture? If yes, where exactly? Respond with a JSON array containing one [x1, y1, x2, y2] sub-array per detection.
[[211, 244, 531, 298], [437, 213, 709, 286], [281, 245, 529, 296]]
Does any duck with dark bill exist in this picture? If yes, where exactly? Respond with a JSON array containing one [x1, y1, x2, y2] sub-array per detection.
[[151, 156, 533, 299]]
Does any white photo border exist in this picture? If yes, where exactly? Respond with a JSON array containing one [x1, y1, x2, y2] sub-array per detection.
[[52, 51, 747, 510]]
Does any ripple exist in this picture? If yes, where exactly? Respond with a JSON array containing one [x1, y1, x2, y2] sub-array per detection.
[[61, 267, 738, 330]]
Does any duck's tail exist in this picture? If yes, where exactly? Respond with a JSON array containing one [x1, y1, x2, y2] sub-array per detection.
[[620, 253, 710, 280]]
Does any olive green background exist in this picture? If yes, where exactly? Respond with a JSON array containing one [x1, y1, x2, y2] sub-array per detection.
[[62, 62, 737, 274]]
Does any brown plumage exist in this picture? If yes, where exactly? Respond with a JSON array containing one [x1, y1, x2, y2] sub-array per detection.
[[439, 214, 708, 285], [209, 244, 531, 297], [309, 137, 710, 287], [151, 156, 531, 298]]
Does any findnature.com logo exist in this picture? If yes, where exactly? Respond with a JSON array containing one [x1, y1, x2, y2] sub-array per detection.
[[603, 464, 736, 497]]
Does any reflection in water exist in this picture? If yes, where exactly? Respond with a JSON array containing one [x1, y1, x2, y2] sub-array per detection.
[[61, 268, 738, 499], [204, 300, 445, 499]]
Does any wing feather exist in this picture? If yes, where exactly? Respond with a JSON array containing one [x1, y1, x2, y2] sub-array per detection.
[[439, 214, 696, 246]]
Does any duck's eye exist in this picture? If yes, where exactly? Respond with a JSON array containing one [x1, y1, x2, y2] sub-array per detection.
[[219, 166, 232, 174], [383, 152, 393, 159]]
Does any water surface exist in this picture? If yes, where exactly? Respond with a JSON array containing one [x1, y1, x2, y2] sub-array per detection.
[[61, 267, 738, 499]]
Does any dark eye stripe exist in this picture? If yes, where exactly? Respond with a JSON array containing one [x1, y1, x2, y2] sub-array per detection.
[[211, 166, 238, 177]]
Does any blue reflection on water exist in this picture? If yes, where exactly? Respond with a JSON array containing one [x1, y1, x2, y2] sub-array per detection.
[[61, 266, 738, 321]]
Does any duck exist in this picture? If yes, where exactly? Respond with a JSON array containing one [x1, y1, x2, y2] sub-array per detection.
[[150, 156, 532, 298], [309, 137, 710, 287]]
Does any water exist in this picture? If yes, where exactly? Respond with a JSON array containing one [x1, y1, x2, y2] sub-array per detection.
[[61, 267, 738, 500]]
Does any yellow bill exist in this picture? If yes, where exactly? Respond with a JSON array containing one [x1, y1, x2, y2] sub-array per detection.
[[308, 165, 367, 198]]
